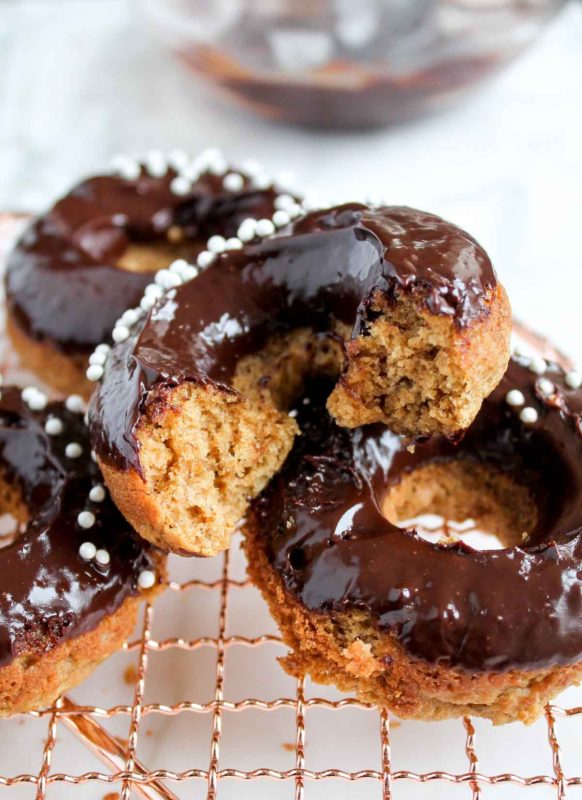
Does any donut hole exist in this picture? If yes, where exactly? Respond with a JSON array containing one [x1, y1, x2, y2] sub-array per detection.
[[382, 461, 538, 550], [116, 237, 195, 274], [0, 478, 28, 550]]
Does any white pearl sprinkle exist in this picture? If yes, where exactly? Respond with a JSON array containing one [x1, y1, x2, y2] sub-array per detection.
[[66, 442, 83, 458], [207, 235, 227, 254], [79, 541, 96, 560], [237, 218, 257, 243], [224, 237, 243, 250], [145, 283, 163, 298], [89, 484, 106, 503], [252, 173, 272, 190], [170, 176, 191, 196], [112, 325, 130, 343], [181, 162, 202, 182], [272, 210, 290, 228], [145, 149, 167, 178], [207, 156, 228, 175], [121, 308, 140, 327], [77, 510, 96, 529], [566, 371, 582, 390], [95, 549, 110, 566], [537, 378, 555, 397], [167, 148, 190, 171], [180, 264, 198, 281], [520, 406, 539, 424], [44, 417, 63, 436], [223, 172, 245, 192], [255, 219, 275, 238], [197, 250, 215, 269], [25, 389, 48, 411], [95, 343, 111, 355], [275, 170, 296, 192], [274, 194, 295, 211], [86, 364, 104, 382], [528, 356, 547, 375], [287, 203, 303, 219], [506, 389, 525, 407], [240, 158, 262, 176], [113, 156, 140, 181], [155, 269, 182, 289], [302, 193, 321, 212], [138, 570, 156, 589], [169, 258, 189, 274], [140, 294, 156, 312], [89, 351, 107, 366], [65, 395, 85, 414]]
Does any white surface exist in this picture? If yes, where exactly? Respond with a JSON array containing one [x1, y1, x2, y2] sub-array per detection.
[[1, 3, 582, 798]]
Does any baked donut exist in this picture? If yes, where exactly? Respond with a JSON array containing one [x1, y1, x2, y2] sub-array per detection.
[[245, 337, 582, 725], [0, 384, 162, 715], [5, 149, 298, 397], [88, 203, 510, 556]]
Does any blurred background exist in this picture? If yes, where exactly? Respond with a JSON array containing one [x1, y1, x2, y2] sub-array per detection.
[[1, 0, 581, 356]]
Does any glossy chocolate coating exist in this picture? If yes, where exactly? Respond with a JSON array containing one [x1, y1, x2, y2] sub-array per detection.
[[90, 204, 496, 470], [0, 387, 156, 667], [253, 356, 582, 673], [5, 169, 280, 355]]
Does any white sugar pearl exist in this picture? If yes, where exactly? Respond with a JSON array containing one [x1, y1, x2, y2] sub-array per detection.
[[65, 395, 85, 414], [145, 149, 167, 178], [181, 162, 202, 182], [223, 172, 245, 192], [520, 406, 539, 424], [240, 158, 262, 176], [140, 294, 156, 312], [21, 387, 37, 402], [207, 156, 228, 175], [95, 343, 111, 355], [224, 237, 243, 250], [112, 325, 130, 343], [169, 258, 189, 274], [272, 210, 290, 228], [537, 378, 555, 397], [274, 194, 295, 211], [113, 157, 140, 181], [89, 351, 107, 366], [252, 173, 272, 190], [77, 510, 96, 529], [95, 549, 110, 566], [86, 364, 104, 382], [255, 219, 275, 238], [197, 250, 215, 269], [528, 356, 547, 375], [506, 389, 525, 407], [138, 570, 156, 589], [302, 193, 321, 212], [44, 417, 63, 436], [79, 541, 96, 560], [89, 484, 106, 503], [170, 176, 191, 196], [121, 308, 140, 327], [207, 235, 226, 254], [237, 218, 257, 243], [180, 264, 198, 281], [275, 170, 296, 191], [66, 442, 83, 458], [566, 371, 582, 390], [168, 148, 189, 171], [155, 269, 182, 289], [26, 390, 48, 411], [145, 283, 163, 298], [287, 203, 303, 219]]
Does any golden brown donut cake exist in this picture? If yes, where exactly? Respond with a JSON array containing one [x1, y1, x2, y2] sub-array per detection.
[[5, 149, 297, 397], [245, 334, 582, 725], [0, 384, 163, 715], [88, 204, 510, 556]]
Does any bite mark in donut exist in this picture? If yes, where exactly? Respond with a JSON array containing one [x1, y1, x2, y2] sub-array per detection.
[[245, 342, 582, 724], [0, 385, 162, 715], [89, 204, 510, 556]]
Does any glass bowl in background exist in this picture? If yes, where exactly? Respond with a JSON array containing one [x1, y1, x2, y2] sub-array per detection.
[[143, 0, 567, 129]]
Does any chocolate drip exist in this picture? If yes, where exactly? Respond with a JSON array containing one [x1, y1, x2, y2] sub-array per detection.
[[5, 170, 279, 355], [0, 387, 156, 667], [253, 356, 582, 673], [90, 204, 496, 470]]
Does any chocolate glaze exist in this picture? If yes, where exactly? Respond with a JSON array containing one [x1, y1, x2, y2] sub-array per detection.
[[90, 204, 496, 470], [5, 169, 280, 356], [253, 356, 582, 673], [0, 387, 156, 667]]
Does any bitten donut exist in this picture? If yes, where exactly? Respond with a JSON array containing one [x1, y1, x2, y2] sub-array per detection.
[[245, 340, 582, 725], [5, 149, 299, 397], [89, 203, 510, 556], [0, 384, 162, 715]]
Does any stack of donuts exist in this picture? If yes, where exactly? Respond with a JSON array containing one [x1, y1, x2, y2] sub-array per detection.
[[3, 148, 582, 725]]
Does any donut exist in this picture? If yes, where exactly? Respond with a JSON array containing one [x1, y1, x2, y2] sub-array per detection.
[[245, 337, 582, 725], [0, 384, 162, 715], [5, 149, 299, 397], [88, 203, 510, 556]]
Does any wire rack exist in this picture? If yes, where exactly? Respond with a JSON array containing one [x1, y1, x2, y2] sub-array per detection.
[[1, 212, 582, 800]]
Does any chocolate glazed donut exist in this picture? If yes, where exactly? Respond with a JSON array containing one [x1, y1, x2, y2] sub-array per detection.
[[246, 350, 582, 724], [5, 153, 288, 397], [0, 386, 161, 715], [89, 203, 510, 556]]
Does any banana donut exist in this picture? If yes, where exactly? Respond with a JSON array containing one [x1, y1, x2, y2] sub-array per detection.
[[0, 384, 162, 715], [89, 203, 510, 556], [5, 150, 296, 397], [245, 337, 582, 725]]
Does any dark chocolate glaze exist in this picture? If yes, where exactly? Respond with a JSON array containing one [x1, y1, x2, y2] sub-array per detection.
[[253, 356, 582, 673], [0, 387, 156, 667], [90, 204, 497, 470], [5, 168, 280, 355]]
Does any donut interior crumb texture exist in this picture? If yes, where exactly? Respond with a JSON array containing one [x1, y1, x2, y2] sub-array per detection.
[[245, 461, 582, 725]]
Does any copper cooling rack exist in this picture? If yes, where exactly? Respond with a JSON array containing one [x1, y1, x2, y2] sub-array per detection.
[[1, 212, 581, 800]]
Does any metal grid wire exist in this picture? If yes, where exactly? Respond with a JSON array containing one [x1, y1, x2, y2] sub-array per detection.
[[0, 212, 580, 800]]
